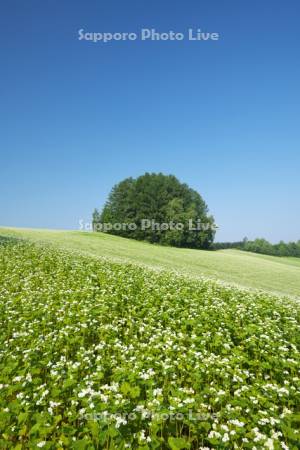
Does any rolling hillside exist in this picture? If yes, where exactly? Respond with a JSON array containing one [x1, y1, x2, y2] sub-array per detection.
[[1, 229, 300, 448], [1, 227, 299, 299]]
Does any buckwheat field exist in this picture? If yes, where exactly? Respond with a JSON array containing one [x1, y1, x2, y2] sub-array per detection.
[[0, 238, 299, 449]]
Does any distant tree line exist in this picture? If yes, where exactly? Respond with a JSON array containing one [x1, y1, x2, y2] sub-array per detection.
[[213, 238, 300, 258]]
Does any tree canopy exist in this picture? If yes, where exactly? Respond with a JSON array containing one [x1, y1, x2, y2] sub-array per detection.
[[93, 173, 216, 249]]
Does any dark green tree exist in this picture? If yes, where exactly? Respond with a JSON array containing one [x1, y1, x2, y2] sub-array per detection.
[[94, 173, 216, 249]]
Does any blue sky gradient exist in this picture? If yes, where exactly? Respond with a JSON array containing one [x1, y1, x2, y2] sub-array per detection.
[[1, 0, 299, 242]]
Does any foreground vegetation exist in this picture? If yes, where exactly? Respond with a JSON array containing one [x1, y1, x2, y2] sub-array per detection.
[[1, 228, 300, 299], [0, 238, 300, 449]]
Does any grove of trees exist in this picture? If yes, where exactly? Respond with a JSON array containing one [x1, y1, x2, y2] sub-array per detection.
[[214, 238, 300, 258], [93, 173, 216, 249]]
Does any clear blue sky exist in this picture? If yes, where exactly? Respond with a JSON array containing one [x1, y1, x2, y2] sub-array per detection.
[[1, 0, 299, 242]]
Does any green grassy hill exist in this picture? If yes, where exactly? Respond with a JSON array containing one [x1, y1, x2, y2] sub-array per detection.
[[1, 227, 299, 299]]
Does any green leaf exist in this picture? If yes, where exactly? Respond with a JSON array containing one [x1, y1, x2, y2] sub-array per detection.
[[168, 437, 191, 450], [18, 412, 28, 424]]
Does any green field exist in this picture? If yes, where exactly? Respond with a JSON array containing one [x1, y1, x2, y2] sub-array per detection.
[[0, 227, 299, 299], [0, 235, 300, 449]]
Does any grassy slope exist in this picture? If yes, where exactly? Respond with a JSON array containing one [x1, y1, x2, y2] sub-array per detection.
[[1, 226, 300, 298]]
